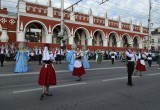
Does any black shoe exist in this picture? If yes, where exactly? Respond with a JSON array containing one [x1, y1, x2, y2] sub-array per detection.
[[45, 93, 53, 96], [76, 79, 81, 81], [40, 94, 45, 100]]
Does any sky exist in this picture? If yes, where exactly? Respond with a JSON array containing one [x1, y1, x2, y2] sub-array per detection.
[[1, 0, 160, 29]]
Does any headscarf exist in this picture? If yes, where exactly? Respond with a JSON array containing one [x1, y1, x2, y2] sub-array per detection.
[[42, 46, 50, 61]]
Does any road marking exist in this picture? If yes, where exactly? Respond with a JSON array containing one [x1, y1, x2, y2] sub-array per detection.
[[147, 73, 160, 76], [102, 76, 139, 82], [102, 77, 127, 82], [13, 82, 87, 94], [0, 83, 37, 89]]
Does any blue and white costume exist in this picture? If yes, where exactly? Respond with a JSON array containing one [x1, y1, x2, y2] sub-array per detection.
[[67, 50, 75, 72], [82, 51, 90, 69], [14, 50, 29, 73]]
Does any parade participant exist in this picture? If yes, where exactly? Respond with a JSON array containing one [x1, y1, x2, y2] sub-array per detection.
[[110, 49, 117, 64], [14, 43, 29, 73], [147, 51, 152, 67], [29, 49, 35, 61], [38, 44, 56, 100], [67, 44, 76, 72], [125, 44, 136, 86], [10, 43, 16, 61], [157, 53, 160, 67], [56, 48, 63, 64], [82, 45, 90, 69], [37, 47, 43, 65], [121, 51, 126, 62], [134, 50, 146, 76], [97, 50, 103, 64], [72, 47, 86, 81], [0, 45, 6, 67], [34, 46, 38, 61]]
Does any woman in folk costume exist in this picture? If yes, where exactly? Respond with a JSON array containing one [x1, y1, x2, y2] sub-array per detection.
[[14, 43, 29, 73], [97, 49, 103, 64], [157, 53, 160, 67], [134, 50, 146, 76], [81, 45, 90, 69], [67, 44, 76, 72], [72, 47, 86, 81], [38, 44, 56, 100]]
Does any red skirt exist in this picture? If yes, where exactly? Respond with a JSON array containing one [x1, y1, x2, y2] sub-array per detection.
[[72, 65, 86, 77], [135, 60, 146, 71], [38, 64, 56, 86]]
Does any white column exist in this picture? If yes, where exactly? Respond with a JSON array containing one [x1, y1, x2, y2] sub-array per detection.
[[117, 42, 121, 47], [103, 39, 108, 47], [18, 0, 26, 13], [16, 31, 25, 42], [89, 16, 93, 24], [70, 12, 75, 21], [46, 34, 52, 43], [130, 18, 133, 31], [105, 12, 108, 27], [89, 9, 93, 24], [87, 38, 93, 46], [130, 39, 133, 47], [69, 36, 74, 45], [0, 30, 9, 42], [0, 24, 2, 31], [139, 43, 143, 48], [118, 16, 121, 29], [47, 7, 53, 17], [139, 21, 143, 33]]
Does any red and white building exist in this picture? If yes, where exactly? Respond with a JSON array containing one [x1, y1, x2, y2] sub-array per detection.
[[0, 0, 148, 50]]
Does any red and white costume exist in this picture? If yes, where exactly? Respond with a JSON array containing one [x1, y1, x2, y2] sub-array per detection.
[[38, 45, 56, 86], [135, 53, 146, 71], [72, 51, 85, 77]]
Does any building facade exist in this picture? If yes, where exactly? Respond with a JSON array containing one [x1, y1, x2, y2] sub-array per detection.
[[0, 0, 148, 50], [151, 28, 160, 50]]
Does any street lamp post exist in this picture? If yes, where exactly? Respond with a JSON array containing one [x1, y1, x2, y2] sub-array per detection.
[[59, 0, 64, 47], [148, 0, 152, 50]]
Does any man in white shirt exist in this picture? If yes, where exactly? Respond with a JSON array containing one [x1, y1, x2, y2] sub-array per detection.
[[110, 49, 117, 64], [125, 44, 136, 86]]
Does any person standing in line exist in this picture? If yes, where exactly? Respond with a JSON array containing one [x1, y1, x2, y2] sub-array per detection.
[[56, 48, 62, 64], [72, 48, 86, 81], [147, 51, 152, 67], [37, 47, 43, 65], [134, 50, 146, 76], [157, 53, 160, 67], [110, 49, 117, 64], [97, 50, 103, 64], [38, 44, 56, 100], [125, 44, 136, 86], [0, 45, 6, 67], [14, 43, 29, 73]]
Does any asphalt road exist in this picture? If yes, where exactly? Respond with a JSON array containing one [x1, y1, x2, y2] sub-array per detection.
[[0, 61, 160, 110]]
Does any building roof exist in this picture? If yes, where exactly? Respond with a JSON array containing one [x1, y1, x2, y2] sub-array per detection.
[[151, 27, 160, 35]]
